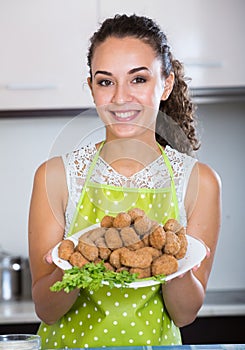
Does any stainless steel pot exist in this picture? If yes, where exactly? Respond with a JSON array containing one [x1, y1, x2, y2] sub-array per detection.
[[0, 248, 23, 301]]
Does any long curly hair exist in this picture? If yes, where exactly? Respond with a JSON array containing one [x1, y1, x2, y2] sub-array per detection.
[[87, 14, 200, 154]]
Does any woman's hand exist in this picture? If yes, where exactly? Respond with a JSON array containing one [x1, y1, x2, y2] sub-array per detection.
[[162, 162, 221, 328], [29, 157, 79, 324]]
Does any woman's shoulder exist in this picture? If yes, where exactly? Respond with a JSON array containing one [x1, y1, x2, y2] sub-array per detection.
[[196, 162, 222, 191], [34, 156, 65, 182]]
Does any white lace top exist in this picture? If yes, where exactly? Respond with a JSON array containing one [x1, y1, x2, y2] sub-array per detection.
[[62, 143, 197, 237]]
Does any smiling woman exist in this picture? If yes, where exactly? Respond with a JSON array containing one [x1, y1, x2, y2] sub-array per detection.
[[28, 14, 221, 349]]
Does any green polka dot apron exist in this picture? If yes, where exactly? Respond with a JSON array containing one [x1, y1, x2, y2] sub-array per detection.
[[38, 143, 182, 349]]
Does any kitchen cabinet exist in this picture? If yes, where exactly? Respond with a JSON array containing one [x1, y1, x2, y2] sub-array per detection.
[[98, 0, 245, 89], [1, 0, 244, 111], [181, 316, 245, 344], [0, 0, 97, 110]]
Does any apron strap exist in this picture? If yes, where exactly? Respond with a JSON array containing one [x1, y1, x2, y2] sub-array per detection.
[[68, 142, 104, 236], [158, 144, 179, 220]]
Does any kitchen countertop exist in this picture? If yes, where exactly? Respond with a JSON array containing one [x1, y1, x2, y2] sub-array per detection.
[[0, 290, 244, 325]]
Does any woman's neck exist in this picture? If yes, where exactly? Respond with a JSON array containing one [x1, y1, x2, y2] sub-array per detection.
[[98, 138, 162, 177]]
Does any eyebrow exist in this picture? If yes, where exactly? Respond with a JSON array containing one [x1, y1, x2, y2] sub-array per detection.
[[94, 66, 150, 78]]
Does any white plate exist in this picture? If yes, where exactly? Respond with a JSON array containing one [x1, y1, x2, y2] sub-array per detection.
[[52, 224, 207, 288]]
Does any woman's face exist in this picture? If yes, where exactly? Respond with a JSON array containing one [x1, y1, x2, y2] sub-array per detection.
[[88, 36, 173, 142]]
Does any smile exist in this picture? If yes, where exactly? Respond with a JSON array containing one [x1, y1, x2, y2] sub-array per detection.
[[111, 110, 140, 121]]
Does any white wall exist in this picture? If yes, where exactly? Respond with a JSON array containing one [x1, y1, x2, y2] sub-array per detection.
[[0, 102, 245, 291], [195, 102, 245, 290], [0, 111, 104, 257]]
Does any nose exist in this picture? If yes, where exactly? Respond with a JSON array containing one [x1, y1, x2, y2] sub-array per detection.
[[111, 82, 132, 104]]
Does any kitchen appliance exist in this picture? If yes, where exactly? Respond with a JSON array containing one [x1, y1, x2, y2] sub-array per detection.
[[0, 247, 26, 301]]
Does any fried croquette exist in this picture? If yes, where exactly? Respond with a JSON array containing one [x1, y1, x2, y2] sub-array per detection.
[[58, 240, 75, 260], [120, 226, 140, 247], [130, 267, 151, 279], [88, 227, 106, 242], [120, 248, 152, 268], [99, 246, 111, 260], [139, 246, 162, 260], [164, 218, 182, 233], [175, 232, 188, 259], [69, 251, 88, 268], [109, 247, 128, 268], [127, 208, 145, 222], [101, 215, 114, 228], [77, 240, 99, 261], [134, 215, 152, 234], [104, 227, 123, 250], [151, 254, 178, 276], [94, 237, 111, 260], [149, 225, 166, 249], [164, 231, 181, 255], [141, 233, 150, 247], [176, 226, 186, 235], [113, 212, 132, 228]]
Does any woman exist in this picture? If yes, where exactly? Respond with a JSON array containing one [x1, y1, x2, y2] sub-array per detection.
[[29, 14, 221, 348]]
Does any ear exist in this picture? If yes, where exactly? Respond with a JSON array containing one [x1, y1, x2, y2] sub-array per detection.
[[161, 72, 175, 101], [87, 77, 94, 97]]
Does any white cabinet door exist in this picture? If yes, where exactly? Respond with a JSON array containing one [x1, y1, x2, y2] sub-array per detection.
[[98, 0, 245, 88], [0, 0, 98, 110]]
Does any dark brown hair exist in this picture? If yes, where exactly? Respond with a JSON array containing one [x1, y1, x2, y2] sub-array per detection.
[[87, 14, 200, 154]]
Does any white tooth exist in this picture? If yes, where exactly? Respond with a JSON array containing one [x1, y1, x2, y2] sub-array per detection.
[[115, 111, 135, 118]]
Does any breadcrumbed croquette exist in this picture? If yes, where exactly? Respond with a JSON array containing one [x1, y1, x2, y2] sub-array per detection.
[[134, 215, 152, 234], [101, 215, 114, 228], [88, 227, 106, 242], [109, 247, 128, 268], [139, 246, 162, 260], [164, 218, 182, 233], [151, 254, 178, 276], [127, 208, 145, 222], [77, 240, 99, 261], [130, 267, 151, 279], [104, 227, 123, 249], [120, 248, 152, 268], [164, 231, 180, 255], [58, 240, 75, 260], [69, 251, 88, 268], [175, 232, 188, 259], [113, 212, 132, 228], [149, 225, 166, 249], [94, 237, 111, 260], [164, 231, 181, 255], [120, 226, 140, 247]]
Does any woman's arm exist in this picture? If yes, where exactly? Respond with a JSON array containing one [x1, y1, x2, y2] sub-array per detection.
[[28, 157, 79, 325], [161, 162, 222, 327]]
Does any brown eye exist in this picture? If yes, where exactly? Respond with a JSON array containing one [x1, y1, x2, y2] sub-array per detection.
[[132, 76, 147, 84], [98, 79, 113, 87]]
